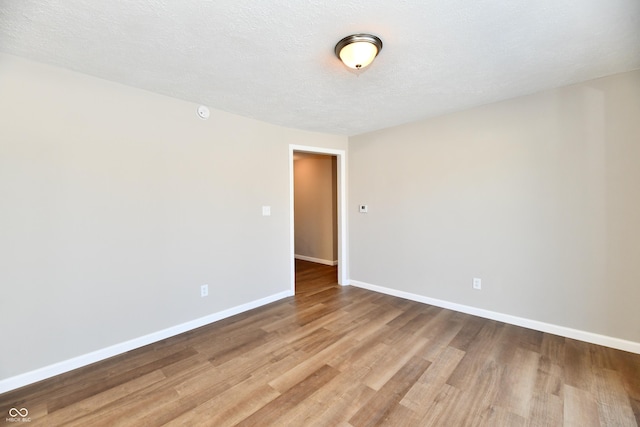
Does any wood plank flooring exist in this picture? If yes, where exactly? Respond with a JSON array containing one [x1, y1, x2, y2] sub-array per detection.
[[2, 260, 639, 426]]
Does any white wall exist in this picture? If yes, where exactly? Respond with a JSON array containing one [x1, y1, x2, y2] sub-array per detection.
[[0, 53, 347, 385], [349, 70, 640, 346], [294, 154, 338, 264]]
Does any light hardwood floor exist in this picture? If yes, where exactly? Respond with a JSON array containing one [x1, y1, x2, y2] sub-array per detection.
[[2, 260, 639, 426]]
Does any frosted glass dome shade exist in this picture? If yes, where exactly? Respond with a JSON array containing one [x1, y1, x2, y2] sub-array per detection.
[[335, 34, 383, 70]]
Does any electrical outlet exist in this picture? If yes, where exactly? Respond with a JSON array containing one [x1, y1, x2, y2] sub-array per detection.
[[200, 284, 209, 297], [473, 278, 482, 290]]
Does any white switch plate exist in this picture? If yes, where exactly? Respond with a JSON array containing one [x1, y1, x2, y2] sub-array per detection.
[[359, 205, 368, 213], [201, 284, 209, 297], [473, 278, 482, 290], [262, 206, 271, 216]]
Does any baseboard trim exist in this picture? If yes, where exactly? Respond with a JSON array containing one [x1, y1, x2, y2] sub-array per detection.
[[295, 254, 338, 266], [349, 280, 640, 355], [0, 290, 293, 394]]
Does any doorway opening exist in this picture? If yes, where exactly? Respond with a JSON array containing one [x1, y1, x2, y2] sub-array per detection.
[[293, 152, 338, 294], [289, 145, 347, 295]]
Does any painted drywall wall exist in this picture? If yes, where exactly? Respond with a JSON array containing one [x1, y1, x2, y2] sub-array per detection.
[[294, 154, 338, 264], [349, 70, 640, 344], [0, 53, 347, 383]]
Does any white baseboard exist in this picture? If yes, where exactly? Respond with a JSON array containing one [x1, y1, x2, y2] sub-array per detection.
[[349, 280, 640, 355], [295, 254, 338, 266], [0, 290, 293, 394]]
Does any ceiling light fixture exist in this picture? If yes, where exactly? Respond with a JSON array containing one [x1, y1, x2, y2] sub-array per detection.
[[334, 34, 383, 70]]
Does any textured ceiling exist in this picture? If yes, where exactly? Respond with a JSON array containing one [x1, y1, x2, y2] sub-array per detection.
[[1, 0, 639, 135]]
